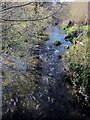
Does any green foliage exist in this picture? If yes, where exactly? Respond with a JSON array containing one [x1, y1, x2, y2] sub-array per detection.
[[64, 45, 69, 49], [61, 25, 77, 43], [88, 25, 90, 32], [70, 37, 76, 44], [63, 34, 90, 108], [70, 63, 88, 87], [65, 26, 75, 34], [60, 26, 75, 35], [53, 40, 62, 46], [69, 45, 75, 51], [61, 25, 88, 46], [60, 25, 66, 30], [79, 25, 88, 31]]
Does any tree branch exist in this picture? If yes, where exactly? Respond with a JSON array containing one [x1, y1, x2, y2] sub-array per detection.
[[0, 4, 63, 22], [0, 2, 32, 12]]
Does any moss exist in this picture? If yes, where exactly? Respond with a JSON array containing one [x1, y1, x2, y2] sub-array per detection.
[[53, 40, 62, 46], [64, 45, 69, 49]]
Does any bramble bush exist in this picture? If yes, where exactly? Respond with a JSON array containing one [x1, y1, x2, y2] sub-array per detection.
[[63, 28, 90, 113]]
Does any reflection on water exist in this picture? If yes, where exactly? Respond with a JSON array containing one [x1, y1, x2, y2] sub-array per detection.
[[46, 26, 72, 56], [2, 26, 76, 120]]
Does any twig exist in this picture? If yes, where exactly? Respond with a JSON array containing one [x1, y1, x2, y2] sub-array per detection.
[[0, 4, 63, 22]]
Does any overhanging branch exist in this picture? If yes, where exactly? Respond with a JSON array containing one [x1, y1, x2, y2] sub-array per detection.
[[0, 4, 63, 22], [0, 2, 32, 12]]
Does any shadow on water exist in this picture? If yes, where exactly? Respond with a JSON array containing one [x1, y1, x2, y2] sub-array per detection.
[[2, 26, 79, 120]]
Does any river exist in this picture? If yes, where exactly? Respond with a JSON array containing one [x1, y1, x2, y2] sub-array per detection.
[[2, 26, 75, 120]]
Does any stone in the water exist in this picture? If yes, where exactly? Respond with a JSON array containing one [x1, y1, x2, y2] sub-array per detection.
[[64, 46, 69, 49], [53, 40, 62, 46], [65, 33, 72, 39], [58, 55, 62, 59], [65, 39, 69, 41]]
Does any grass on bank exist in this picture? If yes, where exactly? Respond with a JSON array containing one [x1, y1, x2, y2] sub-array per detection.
[[62, 24, 90, 111]]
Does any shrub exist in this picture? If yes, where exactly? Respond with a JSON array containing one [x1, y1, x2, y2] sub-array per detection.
[[70, 37, 76, 44], [63, 33, 90, 114]]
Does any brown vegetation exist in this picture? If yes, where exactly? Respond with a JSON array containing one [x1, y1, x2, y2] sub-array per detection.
[[70, 2, 88, 24]]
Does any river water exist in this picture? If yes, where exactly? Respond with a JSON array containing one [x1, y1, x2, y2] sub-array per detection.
[[31, 26, 73, 119], [2, 26, 74, 120]]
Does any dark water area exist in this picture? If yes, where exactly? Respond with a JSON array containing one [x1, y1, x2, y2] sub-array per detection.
[[30, 26, 73, 119], [2, 26, 78, 120]]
